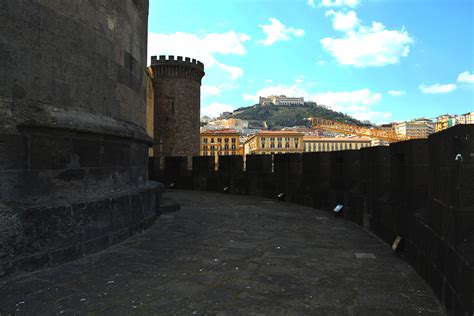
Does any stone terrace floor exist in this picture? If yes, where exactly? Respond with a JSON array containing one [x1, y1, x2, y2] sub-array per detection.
[[0, 190, 445, 315]]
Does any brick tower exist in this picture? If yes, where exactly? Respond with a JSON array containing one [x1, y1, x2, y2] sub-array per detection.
[[149, 55, 205, 158]]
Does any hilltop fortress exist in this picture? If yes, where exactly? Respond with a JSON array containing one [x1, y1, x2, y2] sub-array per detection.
[[259, 95, 305, 106]]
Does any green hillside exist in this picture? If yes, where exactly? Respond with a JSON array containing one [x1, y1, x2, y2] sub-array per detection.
[[229, 102, 369, 129]]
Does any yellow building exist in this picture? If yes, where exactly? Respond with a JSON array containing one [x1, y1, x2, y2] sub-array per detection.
[[244, 131, 304, 155], [200, 130, 242, 157], [146, 67, 154, 156], [303, 136, 372, 152], [435, 115, 457, 132]]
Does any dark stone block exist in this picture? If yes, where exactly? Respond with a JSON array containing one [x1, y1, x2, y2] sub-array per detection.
[[72, 138, 102, 168], [56, 168, 86, 181], [84, 235, 110, 255], [28, 133, 73, 169], [102, 141, 131, 167], [14, 252, 51, 273], [49, 245, 81, 265], [246, 154, 273, 197], [0, 134, 28, 170], [110, 229, 131, 246], [442, 279, 455, 313]]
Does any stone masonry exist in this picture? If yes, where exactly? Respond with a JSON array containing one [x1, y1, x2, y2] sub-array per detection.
[[0, 0, 162, 277], [149, 55, 205, 158]]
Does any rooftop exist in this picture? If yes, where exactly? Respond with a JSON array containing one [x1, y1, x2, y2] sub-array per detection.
[[0, 191, 444, 314], [201, 129, 240, 135], [303, 136, 372, 141]]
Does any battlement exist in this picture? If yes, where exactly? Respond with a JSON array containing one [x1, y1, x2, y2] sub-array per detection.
[[150, 55, 205, 72]]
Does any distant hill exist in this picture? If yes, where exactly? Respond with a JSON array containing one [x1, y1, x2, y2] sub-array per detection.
[[228, 102, 369, 129]]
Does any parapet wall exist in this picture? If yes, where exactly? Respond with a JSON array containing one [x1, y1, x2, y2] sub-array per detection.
[[150, 55, 205, 82], [150, 124, 474, 316]]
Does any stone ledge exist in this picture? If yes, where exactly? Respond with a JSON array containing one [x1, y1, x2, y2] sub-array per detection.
[[0, 181, 164, 278]]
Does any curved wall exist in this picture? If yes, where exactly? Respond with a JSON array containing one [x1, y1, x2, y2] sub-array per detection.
[[0, 0, 162, 277]]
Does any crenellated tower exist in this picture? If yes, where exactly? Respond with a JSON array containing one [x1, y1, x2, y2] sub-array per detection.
[[149, 55, 205, 158]]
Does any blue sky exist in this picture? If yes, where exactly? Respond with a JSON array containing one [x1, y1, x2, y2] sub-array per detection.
[[147, 0, 474, 124]]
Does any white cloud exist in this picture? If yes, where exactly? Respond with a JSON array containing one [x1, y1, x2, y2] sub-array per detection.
[[310, 89, 382, 108], [201, 102, 235, 118], [457, 71, 474, 84], [243, 93, 259, 102], [325, 10, 359, 31], [351, 111, 392, 123], [320, 0, 360, 8], [294, 76, 305, 84], [321, 20, 414, 67], [307, 0, 316, 8], [257, 18, 305, 46], [388, 90, 406, 96], [265, 79, 273, 84], [215, 62, 244, 80], [311, 89, 390, 123], [148, 31, 250, 79], [202, 85, 222, 98], [419, 83, 457, 94], [245, 84, 309, 102]]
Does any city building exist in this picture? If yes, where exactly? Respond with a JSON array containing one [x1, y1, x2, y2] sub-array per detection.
[[303, 136, 372, 152], [435, 114, 458, 132], [201, 118, 249, 133], [457, 112, 474, 125], [244, 131, 304, 155], [259, 95, 304, 106], [394, 118, 435, 139], [200, 129, 242, 157]]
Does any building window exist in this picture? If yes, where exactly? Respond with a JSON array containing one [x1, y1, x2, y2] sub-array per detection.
[[202, 145, 206, 150], [211, 138, 214, 143], [203, 138, 208, 143], [232, 144, 236, 149], [217, 138, 222, 143], [277, 137, 282, 141], [262, 142, 266, 148], [270, 143, 275, 148], [225, 138, 229, 143], [285, 137, 290, 142], [285, 143, 289, 148], [270, 137, 275, 141], [232, 138, 236, 143], [277, 142, 282, 148], [261, 137, 266, 141], [224, 144, 229, 150]]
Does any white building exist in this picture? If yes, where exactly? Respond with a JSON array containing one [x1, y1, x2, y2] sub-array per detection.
[[394, 118, 435, 139], [457, 112, 474, 125], [259, 95, 304, 106]]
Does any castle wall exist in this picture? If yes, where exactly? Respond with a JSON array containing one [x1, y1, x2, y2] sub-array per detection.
[[150, 124, 474, 316], [0, 0, 162, 277], [149, 56, 205, 158]]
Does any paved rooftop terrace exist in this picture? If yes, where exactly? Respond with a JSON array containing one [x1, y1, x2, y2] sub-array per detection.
[[0, 191, 445, 315]]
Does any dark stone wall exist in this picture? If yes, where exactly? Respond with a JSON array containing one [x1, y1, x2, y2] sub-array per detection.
[[0, 0, 162, 277], [151, 124, 474, 316], [149, 56, 205, 158]]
